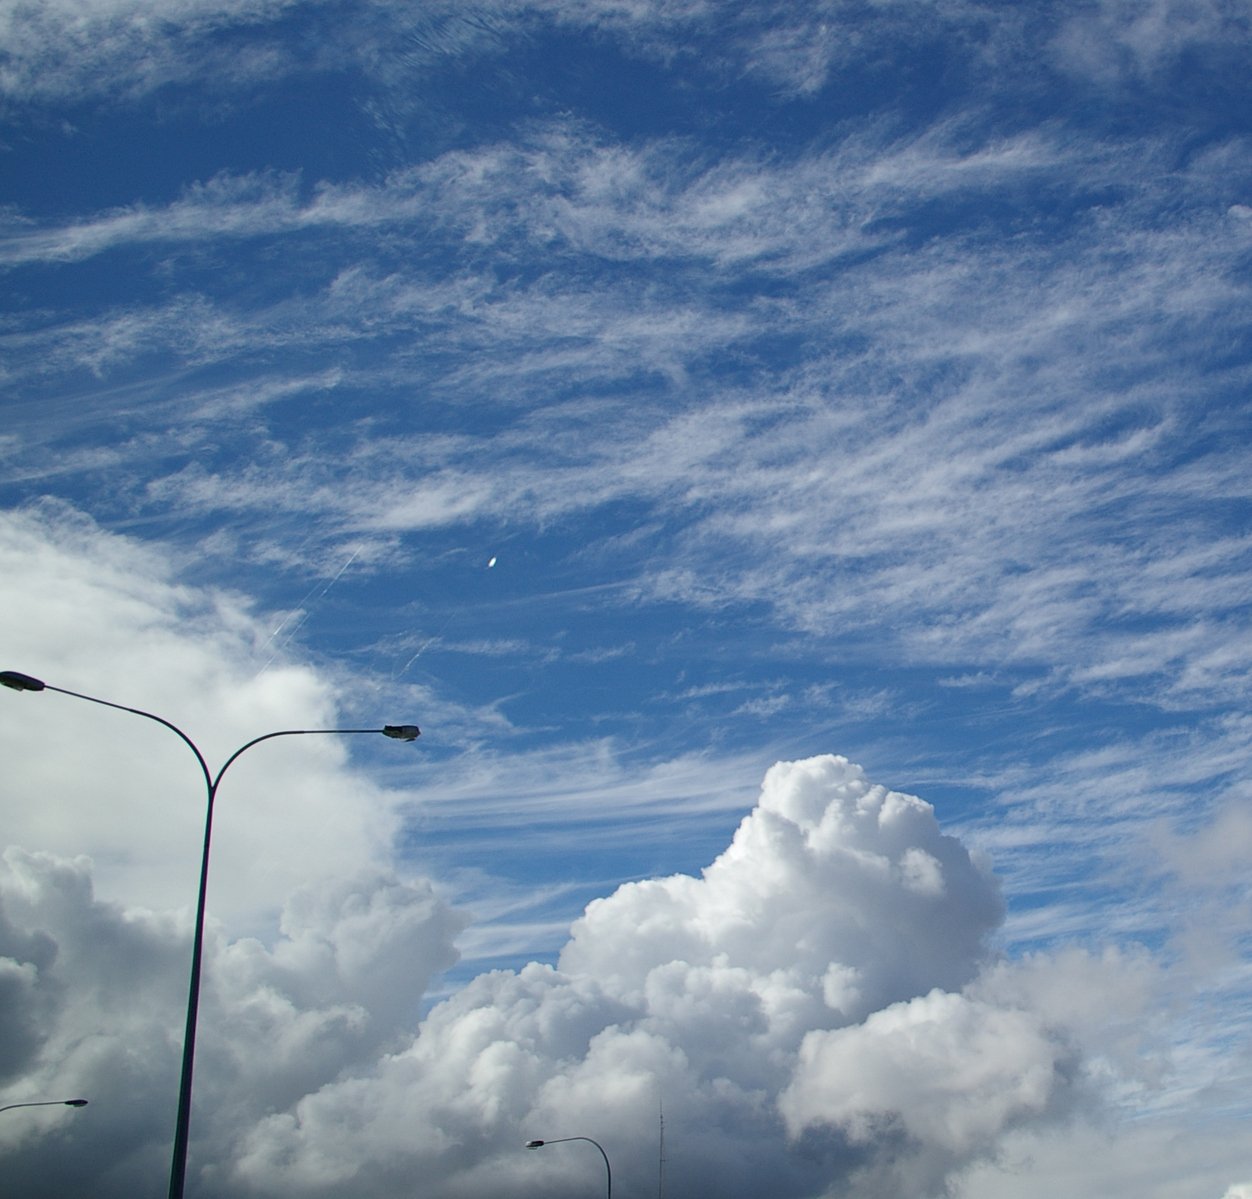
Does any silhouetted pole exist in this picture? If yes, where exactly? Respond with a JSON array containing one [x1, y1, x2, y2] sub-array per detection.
[[1, 670, 419, 1199]]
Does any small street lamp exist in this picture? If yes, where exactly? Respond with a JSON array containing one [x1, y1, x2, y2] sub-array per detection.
[[525, 1136, 612, 1199], [0, 1099, 89, 1115]]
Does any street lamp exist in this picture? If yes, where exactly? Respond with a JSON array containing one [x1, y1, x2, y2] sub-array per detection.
[[1, 670, 420, 1199], [0, 1099, 89, 1114], [525, 1137, 612, 1199]]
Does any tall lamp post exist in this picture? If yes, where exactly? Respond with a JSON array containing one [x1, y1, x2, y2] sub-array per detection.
[[0, 1099, 89, 1115], [525, 1137, 612, 1199], [1, 670, 420, 1199]]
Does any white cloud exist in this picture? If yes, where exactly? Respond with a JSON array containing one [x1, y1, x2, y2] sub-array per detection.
[[4, 0, 1248, 120], [9, 112, 1249, 729], [0, 501, 406, 927], [0, 508, 1238, 1197], [960, 1122, 1252, 1199], [0, 125, 1083, 271], [1051, 0, 1250, 82], [0, 0, 307, 104], [221, 756, 1143, 1199], [1, 0, 1249, 1191], [781, 990, 1063, 1164], [560, 755, 1004, 1011], [0, 848, 466, 1196]]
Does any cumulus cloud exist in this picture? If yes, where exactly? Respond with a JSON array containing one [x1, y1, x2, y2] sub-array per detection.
[[561, 756, 1004, 1012], [0, 723, 1167, 1197], [0, 849, 465, 1197], [219, 756, 1149, 1199], [0, 509, 1171, 1197]]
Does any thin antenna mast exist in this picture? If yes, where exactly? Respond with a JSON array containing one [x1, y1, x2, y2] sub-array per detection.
[[658, 1099, 666, 1199]]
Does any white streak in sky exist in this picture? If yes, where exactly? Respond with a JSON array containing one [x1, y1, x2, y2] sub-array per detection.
[[257, 546, 361, 669]]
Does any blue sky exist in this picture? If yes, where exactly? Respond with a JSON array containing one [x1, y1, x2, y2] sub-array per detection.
[[2, 2, 1252, 1197]]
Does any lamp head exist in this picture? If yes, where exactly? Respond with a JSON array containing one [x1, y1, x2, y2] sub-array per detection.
[[382, 725, 421, 741], [0, 671, 46, 692], [64, 1099, 88, 1108], [524, 1140, 545, 1150]]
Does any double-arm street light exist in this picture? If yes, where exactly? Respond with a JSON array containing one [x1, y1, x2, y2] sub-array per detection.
[[0, 1099, 89, 1115], [525, 1137, 612, 1199], [1, 670, 420, 1199]]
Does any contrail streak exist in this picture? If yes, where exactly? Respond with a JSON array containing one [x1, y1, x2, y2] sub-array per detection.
[[256, 547, 362, 670]]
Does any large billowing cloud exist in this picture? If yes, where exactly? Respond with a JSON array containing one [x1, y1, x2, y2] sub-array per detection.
[[0, 507, 1167, 1196], [222, 757, 1149, 1199], [1, 736, 1154, 1196], [0, 848, 465, 1196]]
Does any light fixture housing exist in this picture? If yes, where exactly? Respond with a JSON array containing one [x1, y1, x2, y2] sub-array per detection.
[[383, 725, 421, 741], [0, 671, 46, 691]]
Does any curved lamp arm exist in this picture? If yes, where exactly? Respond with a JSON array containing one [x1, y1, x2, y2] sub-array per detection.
[[2, 672, 421, 795], [0, 1099, 88, 1114], [525, 1136, 612, 1199]]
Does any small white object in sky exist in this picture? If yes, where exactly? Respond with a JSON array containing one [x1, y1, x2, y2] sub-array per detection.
[[487, 556, 497, 568]]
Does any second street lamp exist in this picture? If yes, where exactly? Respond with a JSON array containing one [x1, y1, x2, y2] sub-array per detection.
[[1, 670, 420, 1199], [0, 1099, 89, 1115], [525, 1137, 612, 1199]]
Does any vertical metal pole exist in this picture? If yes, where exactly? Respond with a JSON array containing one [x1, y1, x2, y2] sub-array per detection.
[[167, 778, 215, 1199]]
